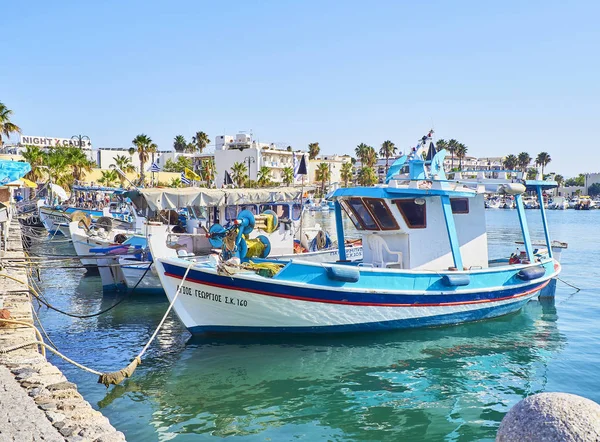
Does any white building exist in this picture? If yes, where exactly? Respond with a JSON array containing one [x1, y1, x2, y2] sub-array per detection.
[[95, 147, 171, 170], [308, 154, 353, 186], [213, 133, 307, 187]]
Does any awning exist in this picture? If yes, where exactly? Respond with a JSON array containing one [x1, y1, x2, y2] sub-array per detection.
[[20, 178, 38, 188], [0, 160, 31, 185], [50, 183, 69, 201]]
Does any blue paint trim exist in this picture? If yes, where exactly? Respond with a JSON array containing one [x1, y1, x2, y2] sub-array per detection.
[[334, 201, 346, 261], [332, 187, 476, 199], [536, 185, 553, 258], [187, 298, 532, 334], [514, 194, 534, 261], [162, 262, 550, 306], [440, 195, 463, 270]]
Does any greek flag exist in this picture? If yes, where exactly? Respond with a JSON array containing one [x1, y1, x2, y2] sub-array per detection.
[[181, 171, 191, 185], [293, 152, 299, 177], [149, 162, 161, 172]]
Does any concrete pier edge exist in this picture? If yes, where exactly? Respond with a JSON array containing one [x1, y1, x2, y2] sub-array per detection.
[[0, 220, 126, 442]]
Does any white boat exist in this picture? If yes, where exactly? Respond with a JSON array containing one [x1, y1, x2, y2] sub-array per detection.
[[149, 132, 564, 334]]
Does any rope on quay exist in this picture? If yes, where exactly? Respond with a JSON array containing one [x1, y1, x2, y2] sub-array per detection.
[[0, 261, 194, 387], [0, 318, 46, 357]]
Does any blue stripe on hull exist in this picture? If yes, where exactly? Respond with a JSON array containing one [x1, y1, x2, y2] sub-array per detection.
[[162, 262, 549, 306], [188, 297, 533, 335]]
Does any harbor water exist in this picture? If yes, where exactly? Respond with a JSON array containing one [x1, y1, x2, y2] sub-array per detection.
[[34, 210, 600, 441]]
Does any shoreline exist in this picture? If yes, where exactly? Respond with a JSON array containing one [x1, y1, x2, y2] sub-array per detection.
[[0, 220, 125, 442]]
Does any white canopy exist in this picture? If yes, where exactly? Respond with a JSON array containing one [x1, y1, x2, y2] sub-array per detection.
[[138, 187, 312, 211]]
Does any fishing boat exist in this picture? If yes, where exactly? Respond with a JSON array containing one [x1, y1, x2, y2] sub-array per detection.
[[149, 133, 564, 334], [118, 187, 362, 293]]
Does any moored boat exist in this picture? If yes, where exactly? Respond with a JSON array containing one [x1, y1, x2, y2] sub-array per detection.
[[150, 133, 565, 334]]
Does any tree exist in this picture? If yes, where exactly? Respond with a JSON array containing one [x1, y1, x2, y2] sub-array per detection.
[[315, 163, 330, 197], [21, 145, 47, 182], [0, 102, 22, 145], [132, 134, 153, 185], [447, 139, 459, 170], [64, 147, 95, 182], [535, 152, 552, 176], [110, 154, 136, 187], [340, 162, 354, 187], [436, 139, 448, 170], [379, 140, 397, 173], [46, 147, 74, 188], [230, 162, 248, 187], [355, 143, 377, 168], [98, 169, 119, 187], [282, 166, 294, 186], [357, 167, 377, 186], [565, 174, 585, 187], [162, 156, 193, 173], [588, 183, 600, 197], [257, 166, 272, 187], [128, 147, 136, 157], [199, 157, 216, 187], [455, 143, 468, 170], [517, 152, 532, 173], [191, 131, 210, 153], [286, 146, 292, 152], [555, 174, 564, 187], [526, 168, 538, 180], [308, 142, 320, 160], [169, 178, 182, 188], [173, 135, 187, 153], [503, 154, 518, 171]]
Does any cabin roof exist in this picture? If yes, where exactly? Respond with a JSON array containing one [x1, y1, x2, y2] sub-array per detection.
[[332, 183, 477, 200]]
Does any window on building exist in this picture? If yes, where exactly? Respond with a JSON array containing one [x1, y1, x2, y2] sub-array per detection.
[[450, 198, 469, 214], [394, 199, 427, 228], [346, 197, 379, 230], [363, 198, 399, 230]]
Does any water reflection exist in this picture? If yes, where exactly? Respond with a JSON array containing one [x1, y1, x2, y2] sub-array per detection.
[[98, 299, 565, 441]]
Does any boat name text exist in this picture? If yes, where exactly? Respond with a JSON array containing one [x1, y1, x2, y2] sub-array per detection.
[[176, 284, 248, 307]]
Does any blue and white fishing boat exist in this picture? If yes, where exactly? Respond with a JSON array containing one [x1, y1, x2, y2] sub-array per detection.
[[149, 134, 564, 334]]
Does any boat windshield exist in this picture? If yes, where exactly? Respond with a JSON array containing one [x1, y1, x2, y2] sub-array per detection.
[[260, 203, 290, 219], [225, 204, 258, 221]]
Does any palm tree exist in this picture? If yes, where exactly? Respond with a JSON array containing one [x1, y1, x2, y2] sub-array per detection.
[[555, 174, 564, 187], [173, 135, 187, 153], [257, 166, 272, 187], [46, 151, 74, 189], [132, 134, 153, 185], [535, 152, 552, 175], [111, 154, 136, 187], [517, 152, 532, 173], [355, 143, 377, 168], [230, 162, 248, 187], [455, 143, 468, 170], [447, 139, 459, 170], [98, 169, 119, 187], [64, 147, 95, 183], [308, 142, 320, 160], [503, 154, 518, 171], [526, 168, 538, 180], [191, 131, 210, 153], [0, 102, 22, 145], [315, 163, 330, 196], [340, 162, 353, 187], [357, 167, 377, 186], [21, 145, 47, 182], [200, 157, 216, 187], [355, 143, 369, 164], [282, 166, 294, 186], [379, 140, 397, 173]]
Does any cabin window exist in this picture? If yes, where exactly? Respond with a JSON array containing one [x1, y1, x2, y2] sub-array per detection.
[[450, 198, 469, 214], [225, 204, 258, 221], [363, 198, 399, 230], [340, 200, 364, 230], [260, 203, 290, 219], [291, 203, 302, 221], [394, 199, 427, 228], [347, 198, 379, 230]]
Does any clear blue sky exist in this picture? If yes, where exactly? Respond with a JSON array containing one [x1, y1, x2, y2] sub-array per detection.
[[2, 0, 598, 177]]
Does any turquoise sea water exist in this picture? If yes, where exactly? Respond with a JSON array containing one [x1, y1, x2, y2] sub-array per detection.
[[34, 210, 600, 441]]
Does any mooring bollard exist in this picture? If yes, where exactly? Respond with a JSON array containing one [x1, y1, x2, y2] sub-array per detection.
[[497, 393, 600, 441]]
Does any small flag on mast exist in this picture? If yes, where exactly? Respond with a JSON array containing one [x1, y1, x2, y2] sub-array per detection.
[[296, 154, 307, 176], [149, 162, 161, 172], [181, 171, 191, 185], [224, 170, 234, 186], [184, 168, 202, 181]]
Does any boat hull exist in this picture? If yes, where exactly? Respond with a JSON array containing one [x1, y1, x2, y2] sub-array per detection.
[[154, 257, 557, 334], [121, 260, 163, 294]]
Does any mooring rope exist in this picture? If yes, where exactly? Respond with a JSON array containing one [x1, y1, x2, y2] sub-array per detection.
[[0, 260, 194, 387]]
